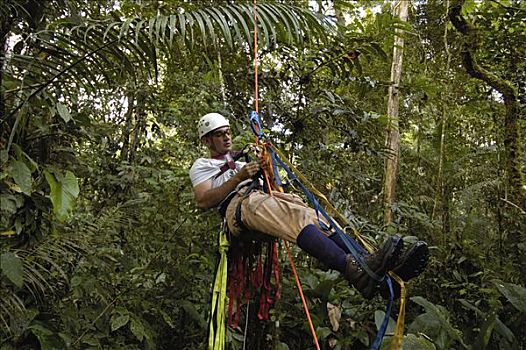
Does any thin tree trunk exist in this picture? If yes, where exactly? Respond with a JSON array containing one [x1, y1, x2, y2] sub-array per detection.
[[383, 0, 409, 225], [217, 50, 227, 107], [120, 90, 135, 162], [128, 91, 146, 164], [1, 10, 15, 144], [433, 0, 452, 243]]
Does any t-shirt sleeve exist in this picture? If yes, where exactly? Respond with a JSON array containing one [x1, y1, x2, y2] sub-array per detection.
[[189, 158, 221, 187]]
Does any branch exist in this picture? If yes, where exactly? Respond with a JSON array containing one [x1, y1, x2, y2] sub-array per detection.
[[2, 39, 118, 154], [489, 0, 526, 12], [448, 2, 517, 100]]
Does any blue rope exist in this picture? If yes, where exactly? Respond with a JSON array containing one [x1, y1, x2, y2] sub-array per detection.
[[249, 111, 395, 350], [250, 111, 264, 139]]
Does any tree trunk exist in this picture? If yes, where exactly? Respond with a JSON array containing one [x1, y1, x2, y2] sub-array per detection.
[[120, 90, 135, 162], [433, 0, 452, 244], [128, 91, 146, 164], [449, 0, 526, 211], [1, 8, 15, 144], [383, 0, 409, 225]]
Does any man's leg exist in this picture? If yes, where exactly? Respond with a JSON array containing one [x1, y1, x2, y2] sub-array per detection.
[[329, 232, 429, 297], [226, 191, 403, 298], [297, 224, 403, 299]]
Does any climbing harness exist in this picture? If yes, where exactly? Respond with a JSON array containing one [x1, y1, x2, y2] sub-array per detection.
[[250, 112, 406, 349]]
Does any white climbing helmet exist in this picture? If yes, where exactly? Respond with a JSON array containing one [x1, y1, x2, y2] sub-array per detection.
[[198, 113, 230, 138]]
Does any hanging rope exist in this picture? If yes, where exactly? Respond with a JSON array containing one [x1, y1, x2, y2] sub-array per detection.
[[251, 2, 320, 349], [270, 144, 407, 350], [208, 227, 230, 350], [248, 1, 405, 349]]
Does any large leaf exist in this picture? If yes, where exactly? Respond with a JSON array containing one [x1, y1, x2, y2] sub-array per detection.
[[29, 322, 66, 350], [130, 318, 146, 341], [44, 170, 80, 221], [56, 102, 71, 123], [1, 252, 24, 288], [111, 313, 130, 332], [493, 279, 526, 313], [409, 296, 467, 349], [9, 160, 32, 195], [458, 299, 517, 347]]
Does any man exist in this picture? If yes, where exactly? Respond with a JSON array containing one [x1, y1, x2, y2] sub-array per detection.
[[190, 113, 428, 299]]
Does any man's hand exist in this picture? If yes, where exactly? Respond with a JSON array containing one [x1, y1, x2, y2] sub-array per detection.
[[235, 160, 262, 181], [193, 159, 263, 210]]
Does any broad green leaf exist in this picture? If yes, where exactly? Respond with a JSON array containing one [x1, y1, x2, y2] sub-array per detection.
[[461, 298, 516, 345], [44, 170, 80, 221], [374, 310, 397, 334], [111, 313, 130, 331], [56, 102, 71, 123], [493, 280, 526, 313], [409, 296, 466, 348], [9, 160, 32, 195], [160, 310, 174, 328], [130, 318, 146, 341], [1, 195, 18, 214], [315, 326, 332, 340], [29, 322, 66, 349], [402, 334, 437, 349], [1, 252, 24, 288], [276, 342, 290, 350]]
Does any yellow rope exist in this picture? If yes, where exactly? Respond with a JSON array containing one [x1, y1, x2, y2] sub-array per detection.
[[208, 228, 230, 350]]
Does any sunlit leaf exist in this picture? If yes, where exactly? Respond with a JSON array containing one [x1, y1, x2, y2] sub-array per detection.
[[111, 313, 130, 331], [44, 170, 80, 221], [56, 102, 71, 123]]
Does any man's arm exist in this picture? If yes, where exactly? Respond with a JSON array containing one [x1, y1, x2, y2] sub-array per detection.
[[194, 161, 261, 210]]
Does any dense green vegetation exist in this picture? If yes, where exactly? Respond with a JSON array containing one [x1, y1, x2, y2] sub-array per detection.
[[1, 0, 525, 349]]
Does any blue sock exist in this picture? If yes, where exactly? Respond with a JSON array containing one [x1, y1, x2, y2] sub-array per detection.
[[296, 224, 347, 273], [329, 232, 350, 253]]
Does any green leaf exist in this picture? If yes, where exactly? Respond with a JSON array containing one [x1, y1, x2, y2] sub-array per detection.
[[402, 334, 437, 349], [44, 170, 80, 221], [56, 102, 71, 123], [493, 280, 526, 313], [130, 318, 146, 341], [315, 326, 332, 340], [111, 313, 130, 331], [29, 322, 66, 349], [374, 310, 397, 334], [1, 252, 24, 288], [9, 160, 32, 195]]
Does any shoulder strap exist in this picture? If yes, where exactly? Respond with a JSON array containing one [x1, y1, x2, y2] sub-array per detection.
[[214, 151, 246, 179]]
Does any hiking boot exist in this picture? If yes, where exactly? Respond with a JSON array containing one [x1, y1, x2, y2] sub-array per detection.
[[380, 240, 429, 299], [344, 235, 403, 299]]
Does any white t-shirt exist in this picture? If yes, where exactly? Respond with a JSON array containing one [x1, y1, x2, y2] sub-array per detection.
[[189, 157, 246, 188]]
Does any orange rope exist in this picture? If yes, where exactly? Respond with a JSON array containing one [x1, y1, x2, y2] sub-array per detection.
[[253, 0, 259, 115], [254, 0, 320, 350], [284, 241, 321, 350], [252, 2, 319, 349]]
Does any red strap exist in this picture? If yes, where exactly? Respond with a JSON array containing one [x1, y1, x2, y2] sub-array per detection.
[[272, 242, 281, 302]]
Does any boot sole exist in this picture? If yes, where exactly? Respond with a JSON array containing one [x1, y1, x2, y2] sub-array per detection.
[[380, 241, 429, 299], [393, 241, 429, 281]]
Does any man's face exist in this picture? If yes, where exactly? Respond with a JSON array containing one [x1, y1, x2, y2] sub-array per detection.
[[204, 126, 232, 155]]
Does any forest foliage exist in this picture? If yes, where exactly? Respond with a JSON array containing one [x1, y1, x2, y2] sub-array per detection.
[[1, 0, 525, 349]]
